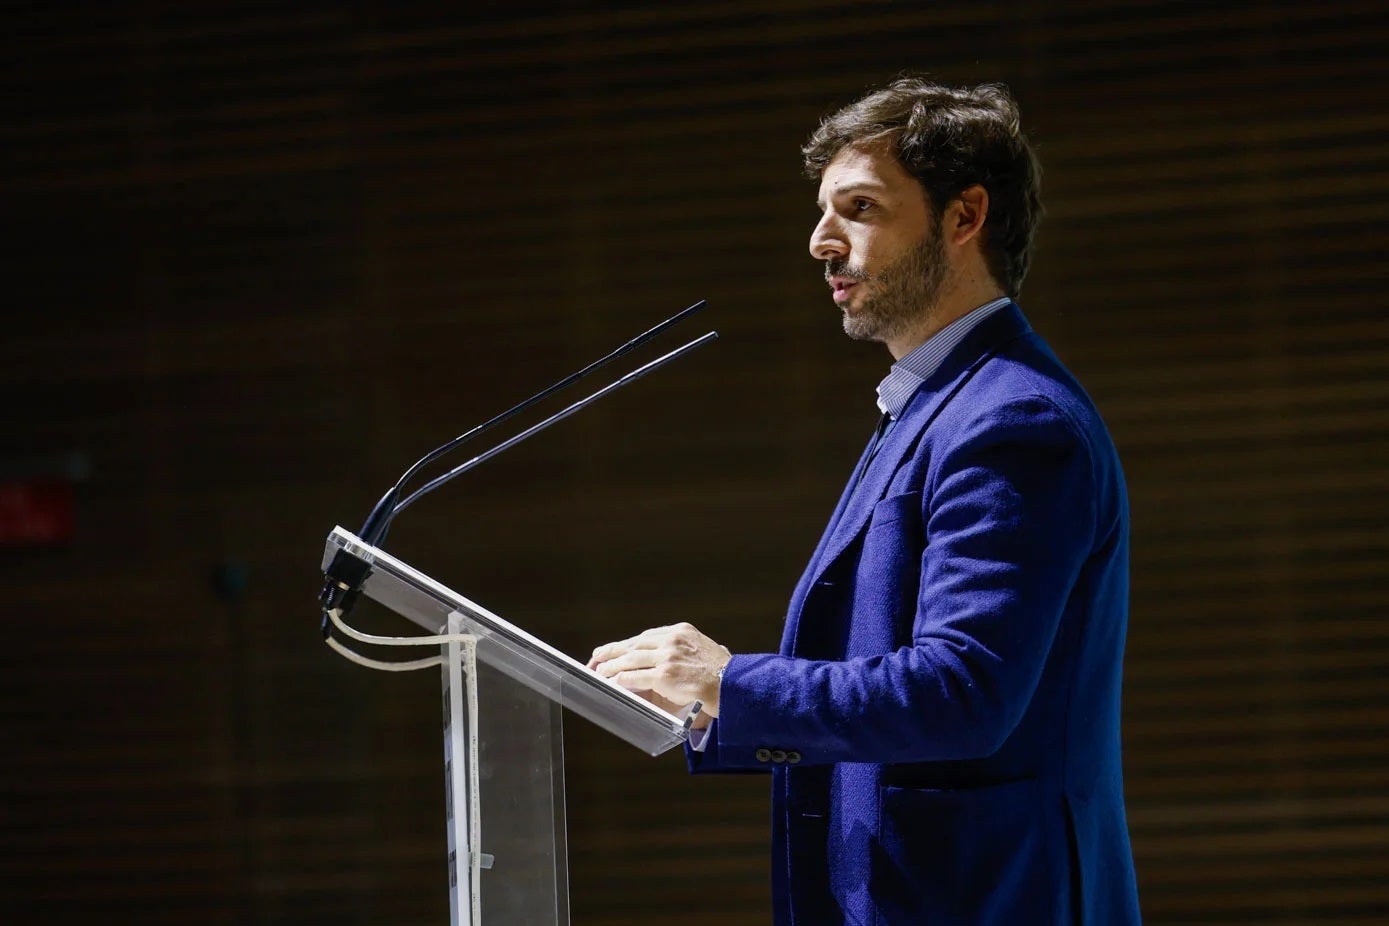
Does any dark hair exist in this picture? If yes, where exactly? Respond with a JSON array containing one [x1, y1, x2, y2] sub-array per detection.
[[803, 77, 1043, 296]]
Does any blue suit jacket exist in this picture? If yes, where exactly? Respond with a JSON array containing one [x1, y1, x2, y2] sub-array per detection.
[[690, 305, 1142, 925]]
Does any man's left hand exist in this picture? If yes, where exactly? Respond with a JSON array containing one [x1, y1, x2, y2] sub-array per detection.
[[587, 622, 732, 718]]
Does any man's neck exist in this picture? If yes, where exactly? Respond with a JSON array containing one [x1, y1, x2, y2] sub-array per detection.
[[886, 275, 1007, 360]]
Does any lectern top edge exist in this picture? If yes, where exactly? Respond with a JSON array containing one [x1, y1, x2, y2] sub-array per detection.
[[323, 526, 695, 757]]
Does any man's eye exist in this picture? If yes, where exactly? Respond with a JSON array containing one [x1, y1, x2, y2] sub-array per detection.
[[853, 199, 873, 212]]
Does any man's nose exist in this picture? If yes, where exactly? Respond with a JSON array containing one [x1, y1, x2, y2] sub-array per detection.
[[809, 212, 847, 262]]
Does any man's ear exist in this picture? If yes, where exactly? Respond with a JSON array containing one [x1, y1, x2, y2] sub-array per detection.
[[947, 184, 990, 247]]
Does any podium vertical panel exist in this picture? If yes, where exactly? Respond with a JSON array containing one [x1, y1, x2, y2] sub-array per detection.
[[436, 619, 566, 921], [442, 618, 569, 925], [474, 658, 568, 924]]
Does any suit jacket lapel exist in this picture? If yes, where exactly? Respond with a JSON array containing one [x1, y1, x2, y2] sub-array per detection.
[[809, 303, 1033, 584]]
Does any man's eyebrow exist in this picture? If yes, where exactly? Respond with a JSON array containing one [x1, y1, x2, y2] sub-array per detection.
[[816, 182, 889, 209]]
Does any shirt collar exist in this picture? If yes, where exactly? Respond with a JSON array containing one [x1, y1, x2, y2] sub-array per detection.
[[875, 296, 1012, 419]]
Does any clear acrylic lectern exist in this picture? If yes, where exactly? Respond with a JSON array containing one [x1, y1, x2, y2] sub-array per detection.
[[321, 526, 696, 926]]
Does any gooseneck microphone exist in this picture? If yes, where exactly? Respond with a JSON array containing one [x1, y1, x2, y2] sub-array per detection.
[[319, 300, 715, 633], [391, 331, 717, 519]]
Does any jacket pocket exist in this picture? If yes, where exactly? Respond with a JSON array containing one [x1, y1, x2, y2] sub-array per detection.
[[854, 491, 926, 654], [872, 778, 1064, 925], [867, 491, 921, 532]]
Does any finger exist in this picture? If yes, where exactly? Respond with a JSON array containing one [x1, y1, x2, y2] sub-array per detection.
[[593, 649, 661, 679], [589, 637, 638, 667], [589, 630, 669, 666], [609, 667, 660, 691]]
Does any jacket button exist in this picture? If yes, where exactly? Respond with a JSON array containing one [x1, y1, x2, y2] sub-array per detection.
[[755, 748, 771, 763], [786, 751, 802, 764], [770, 749, 787, 764]]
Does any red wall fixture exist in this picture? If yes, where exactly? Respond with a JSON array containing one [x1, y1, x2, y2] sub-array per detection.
[[0, 477, 75, 548]]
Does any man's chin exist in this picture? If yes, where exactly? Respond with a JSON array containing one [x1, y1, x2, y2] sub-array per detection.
[[842, 309, 887, 343]]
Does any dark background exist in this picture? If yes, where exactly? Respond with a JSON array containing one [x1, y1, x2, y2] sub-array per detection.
[[4, 1, 1388, 923]]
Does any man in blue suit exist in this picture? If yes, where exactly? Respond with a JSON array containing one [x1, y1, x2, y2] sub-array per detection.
[[590, 78, 1142, 925]]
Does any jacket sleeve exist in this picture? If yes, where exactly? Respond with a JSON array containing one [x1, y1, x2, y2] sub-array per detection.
[[709, 395, 1098, 768], [684, 718, 771, 775]]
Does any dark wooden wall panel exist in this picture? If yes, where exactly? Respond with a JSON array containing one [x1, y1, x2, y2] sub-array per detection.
[[4, 1, 1388, 923]]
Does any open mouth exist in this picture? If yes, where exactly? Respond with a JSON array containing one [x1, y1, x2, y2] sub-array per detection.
[[831, 280, 859, 305]]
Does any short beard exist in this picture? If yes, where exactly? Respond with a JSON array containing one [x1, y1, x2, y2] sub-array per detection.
[[829, 224, 948, 346]]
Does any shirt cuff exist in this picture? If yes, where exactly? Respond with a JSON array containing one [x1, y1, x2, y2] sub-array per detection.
[[687, 723, 712, 752]]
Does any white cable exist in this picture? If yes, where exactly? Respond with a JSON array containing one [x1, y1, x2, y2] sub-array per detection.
[[326, 636, 443, 671], [327, 606, 478, 646], [324, 607, 474, 672]]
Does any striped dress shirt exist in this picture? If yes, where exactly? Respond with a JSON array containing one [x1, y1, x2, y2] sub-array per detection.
[[875, 296, 1013, 420]]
